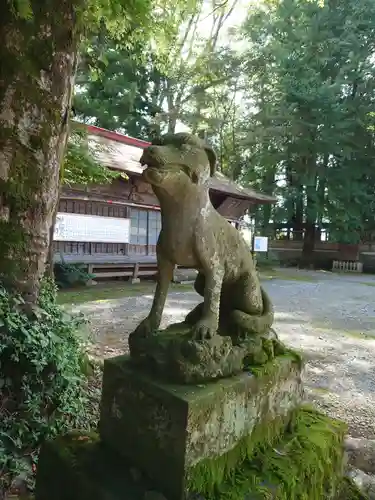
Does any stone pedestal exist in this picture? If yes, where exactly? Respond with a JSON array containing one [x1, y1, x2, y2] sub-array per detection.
[[35, 351, 361, 500], [99, 354, 303, 500]]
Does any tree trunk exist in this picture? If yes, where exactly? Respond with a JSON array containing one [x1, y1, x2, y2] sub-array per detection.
[[292, 188, 304, 240], [301, 177, 318, 268], [46, 206, 59, 278], [0, 2, 82, 304], [300, 221, 316, 269]]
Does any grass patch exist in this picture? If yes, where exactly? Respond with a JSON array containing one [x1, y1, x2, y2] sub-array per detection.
[[311, 324, 375, 341], [57, 270, 318, 306], [309, 385, 332, 395], [259, 269, 317, 282], [57, 281, 192, 305]]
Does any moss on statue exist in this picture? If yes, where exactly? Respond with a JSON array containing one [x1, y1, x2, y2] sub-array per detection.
[[340, 477, 369, 500], [129, 322, 295, 384], [98, 352, 303, 500], [187, 407, 349, 499], [186, 411, 296, 496]]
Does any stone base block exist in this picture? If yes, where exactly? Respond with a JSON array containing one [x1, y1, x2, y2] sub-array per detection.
[[35, 431, 148, 500], [99, 354, 303, 500], [35, 408, 362, 500]]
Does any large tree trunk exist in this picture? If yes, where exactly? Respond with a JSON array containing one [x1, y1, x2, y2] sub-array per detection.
[[0, 2, 81, 304], [292, 187, 304, 240]]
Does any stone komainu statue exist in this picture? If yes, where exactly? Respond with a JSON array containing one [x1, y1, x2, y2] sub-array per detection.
[[131, 133, 274, 342]]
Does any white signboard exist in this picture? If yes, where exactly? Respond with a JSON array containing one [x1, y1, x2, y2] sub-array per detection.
[[253, 236, 268, 253], [53, 213, 130, 243]]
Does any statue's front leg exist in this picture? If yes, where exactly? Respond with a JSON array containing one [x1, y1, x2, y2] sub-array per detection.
[[191, 267, 224, 340], [131, 256, 174, 337]]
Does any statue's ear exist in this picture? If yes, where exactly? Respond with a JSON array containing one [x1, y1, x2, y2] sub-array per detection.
[[204, 145, 217, 177]]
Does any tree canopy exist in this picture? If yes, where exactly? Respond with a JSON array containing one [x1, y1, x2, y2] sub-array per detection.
[[73, 0, 375, 262]]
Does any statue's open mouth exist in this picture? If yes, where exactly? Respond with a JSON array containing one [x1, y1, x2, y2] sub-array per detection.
[[140, 158, 157, 169], [139, 151, 162, 171]]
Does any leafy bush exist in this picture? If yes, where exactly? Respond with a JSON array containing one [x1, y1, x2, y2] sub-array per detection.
[[280, 257, 301, 268], [254, 250, 280, 269], [0, 278, 97, 494], [54, 262, 95, 288]]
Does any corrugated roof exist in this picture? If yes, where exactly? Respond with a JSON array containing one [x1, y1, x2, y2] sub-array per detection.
[[86, 126, 276, 204]]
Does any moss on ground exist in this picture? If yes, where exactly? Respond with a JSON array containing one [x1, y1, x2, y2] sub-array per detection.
[[57, 282, 191, 305], [311, 324, 375, 341], [258, 270, 317, 282]]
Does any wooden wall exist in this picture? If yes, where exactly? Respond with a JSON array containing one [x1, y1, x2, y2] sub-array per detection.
[[55, 174, 252, 262]]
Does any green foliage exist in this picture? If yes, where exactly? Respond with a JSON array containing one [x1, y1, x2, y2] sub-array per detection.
[[75, 2, 243, 137], [8, 0, 153, 38], [74, 36, 164, 139], [54, 262, 95, 289], [64, 126, 121, 186], [0, 278, 95, 492], [255, 250, 280, 270], [8, 0, 33, 19], [239, 0, 375, 249]]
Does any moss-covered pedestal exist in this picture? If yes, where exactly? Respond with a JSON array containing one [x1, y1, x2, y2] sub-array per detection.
[[99, 354, 303, 500], [35, 351, 365, 500]]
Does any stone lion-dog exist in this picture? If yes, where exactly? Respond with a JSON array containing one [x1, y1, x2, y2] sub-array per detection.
[[131, 133, 274, 341]]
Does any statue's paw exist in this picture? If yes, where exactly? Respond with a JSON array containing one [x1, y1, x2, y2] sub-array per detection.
[[191, 319, 217, 340]]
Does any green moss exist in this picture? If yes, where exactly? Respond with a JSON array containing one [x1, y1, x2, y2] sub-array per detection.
[[54, 430, 100, 463], [186, 411, 296, 497], [57, 282, 191, 305], [188, 407, 347, 500], [248, 348, 303, 378], [36, 407, 356, 500], [35, 431, 149, 500], [184, 354, 303, 496], [339, 477, 369, 500]]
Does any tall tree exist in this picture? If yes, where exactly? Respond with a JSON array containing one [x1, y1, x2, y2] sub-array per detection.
[[239, 0, 375, 264], [75, 0, 243, 137], [74, 35, 165, 139], [0, 0, 189, 304]]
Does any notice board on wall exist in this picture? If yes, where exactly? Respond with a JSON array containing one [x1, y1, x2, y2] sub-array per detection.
[[253, 236, 268, 253], [53, 213, 130, 243]]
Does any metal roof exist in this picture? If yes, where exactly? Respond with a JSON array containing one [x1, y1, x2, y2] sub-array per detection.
[[85, 125, 276, 204]]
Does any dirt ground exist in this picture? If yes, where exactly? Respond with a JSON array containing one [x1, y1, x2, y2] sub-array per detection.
[[73, 269, 375, 439]]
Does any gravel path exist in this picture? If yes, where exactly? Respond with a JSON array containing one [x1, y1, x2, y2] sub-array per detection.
[[76, 269, 375, 439]]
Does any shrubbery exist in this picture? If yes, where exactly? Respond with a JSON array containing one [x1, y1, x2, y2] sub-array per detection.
[[254, 250, 280, 269], [54, 261, 95, 288], [0, 278, 98, 494]]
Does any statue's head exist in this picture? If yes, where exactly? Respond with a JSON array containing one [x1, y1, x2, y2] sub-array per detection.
[[139, 133, 216, 192]]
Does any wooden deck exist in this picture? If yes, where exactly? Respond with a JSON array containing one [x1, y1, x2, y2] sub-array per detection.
[[53, 253, 157, 265], [53, 253, 157, 280]]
